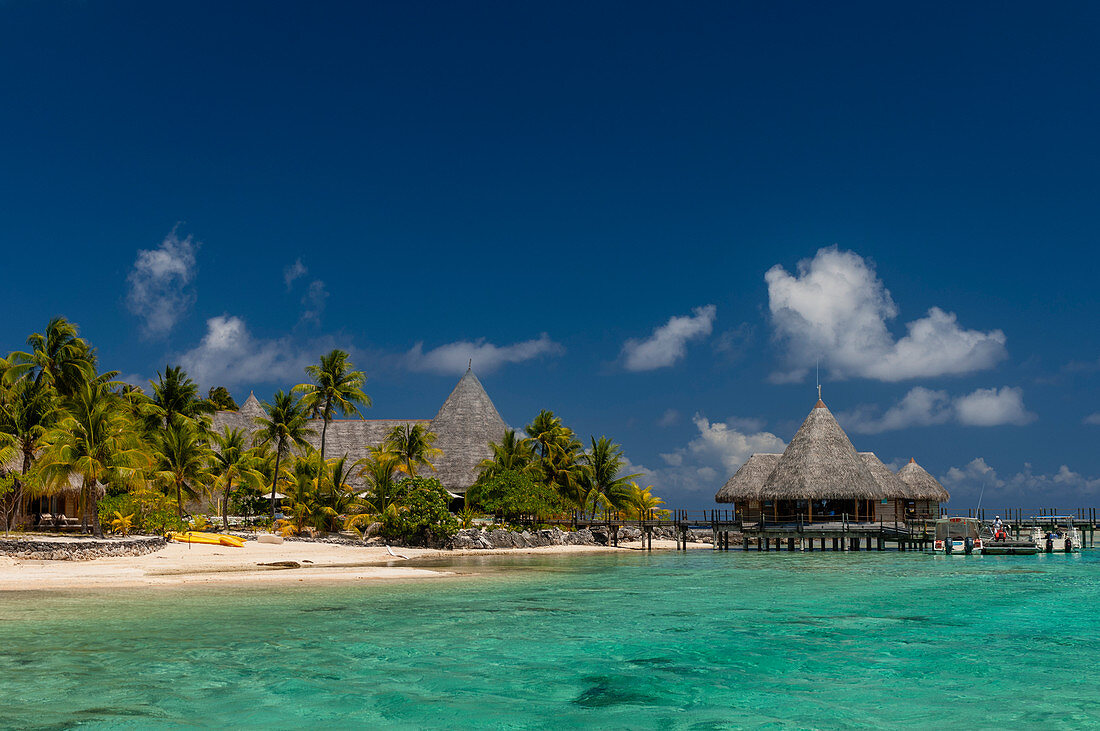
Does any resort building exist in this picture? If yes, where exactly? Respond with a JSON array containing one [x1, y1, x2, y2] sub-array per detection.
[[212, 367, 508, 497], [715, 397, 948, 522]]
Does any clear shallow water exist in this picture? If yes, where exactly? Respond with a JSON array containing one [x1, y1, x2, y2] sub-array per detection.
[[2, 550, 1099, 729]]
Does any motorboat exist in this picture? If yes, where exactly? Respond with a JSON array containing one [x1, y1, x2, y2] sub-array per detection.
[[931, 517, 984, 554], [1027, 518, 1083, 553], [979, 524, 1038, 555]]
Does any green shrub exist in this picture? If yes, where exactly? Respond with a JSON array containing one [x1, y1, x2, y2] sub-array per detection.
[[380, 476, 459, 546], [466, 470, 569, 523]]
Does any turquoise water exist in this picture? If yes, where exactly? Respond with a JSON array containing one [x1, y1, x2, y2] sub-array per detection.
[[3, 550, 1099, 729]]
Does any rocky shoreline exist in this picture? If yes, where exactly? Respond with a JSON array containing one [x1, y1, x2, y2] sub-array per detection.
[[0, 536, 167, 561], [447, 525, 719, 549]]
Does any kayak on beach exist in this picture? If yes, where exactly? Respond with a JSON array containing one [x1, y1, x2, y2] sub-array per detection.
[[168, 532, 246, 548]]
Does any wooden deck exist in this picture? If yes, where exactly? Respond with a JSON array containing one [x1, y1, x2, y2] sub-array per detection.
[[526, 509, 1100, 552]]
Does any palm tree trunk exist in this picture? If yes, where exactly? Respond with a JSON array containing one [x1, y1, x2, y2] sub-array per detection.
[[222, 476, 233, 531], [89, 478, 103, 538], [319, 416, 330, 491], [176, 482, 184, 520], [80, 482, 88, 533], [270, 448, 283, 524]]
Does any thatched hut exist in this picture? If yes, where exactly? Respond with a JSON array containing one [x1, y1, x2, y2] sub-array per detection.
[[211, 367, 506, 498], [715, 453, 780, 510], [859, 452, 908, 523], [716, 398, 948, 523], [896, 458, 949, 519]]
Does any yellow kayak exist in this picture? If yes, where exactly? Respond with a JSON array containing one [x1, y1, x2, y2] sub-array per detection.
[[168, 531, 246, 547]]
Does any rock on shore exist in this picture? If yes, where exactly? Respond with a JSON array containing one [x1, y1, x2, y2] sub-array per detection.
[[446, 526, 715, 550], [0, 536, 166, 561]]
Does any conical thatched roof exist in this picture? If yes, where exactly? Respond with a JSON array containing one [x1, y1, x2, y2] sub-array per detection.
[[897, 458, 950, 501], [859, 452, 908, 498], [716, 454, 781, 503], [759, 400, 885, 499], [428, 369, 508, 491], [211, 391, 268, 436]]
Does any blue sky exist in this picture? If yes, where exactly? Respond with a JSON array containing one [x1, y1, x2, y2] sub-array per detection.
[[3, 1, 1099, 509]]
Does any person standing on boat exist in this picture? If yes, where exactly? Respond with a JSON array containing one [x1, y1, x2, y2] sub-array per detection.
[[992, 516, 1005, 541]]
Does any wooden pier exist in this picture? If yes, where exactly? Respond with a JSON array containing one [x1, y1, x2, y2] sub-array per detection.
[[526, 508, 1100, 552]]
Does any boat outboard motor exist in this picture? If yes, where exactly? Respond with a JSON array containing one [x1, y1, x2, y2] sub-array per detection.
[[964, 537, 974, 555], [944, 538, 953, 554], [1045, 536, 1054, 553], [1064, 535, 1073, 552]]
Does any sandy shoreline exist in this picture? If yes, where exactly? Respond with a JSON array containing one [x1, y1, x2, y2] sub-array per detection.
[[0, 538, 706, 591]]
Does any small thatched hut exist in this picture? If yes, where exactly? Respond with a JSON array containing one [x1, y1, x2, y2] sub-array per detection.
[[715, 453, 781, 506], [716, 398, 948, 523], [896, 458, 949, 519]]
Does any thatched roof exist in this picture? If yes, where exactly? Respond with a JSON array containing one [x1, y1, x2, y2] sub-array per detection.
[[715, 454, 781, 503], [759, 400, 885, 499], [427, 368, 507, 491], [210, 391, 267, 435], [897, 458, 950, 501], [859, 452, 908, 498], [209, 370, 506, 493]]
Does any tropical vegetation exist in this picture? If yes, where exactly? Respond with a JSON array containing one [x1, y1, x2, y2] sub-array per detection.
[[0, 317, 665, 544]]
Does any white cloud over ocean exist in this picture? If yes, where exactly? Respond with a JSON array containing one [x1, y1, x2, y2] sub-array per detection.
[[766, 247, 1007, 382], [179, 315, 326, 388], [621, 305, 716, 371], [126, 228, 199, 338], [840, 386, 1035, 434], [405, 333, 565, 375]]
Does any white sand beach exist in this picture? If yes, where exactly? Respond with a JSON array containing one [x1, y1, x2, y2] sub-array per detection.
[[0, 538, 707, 591]]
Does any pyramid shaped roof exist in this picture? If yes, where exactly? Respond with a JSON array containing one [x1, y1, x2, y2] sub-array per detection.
[[859, 452, 908, 498], [715, 454, 781, 503], [897, 458, 950, 501], [760, 400, 885, 499], [428, 369, 507, 490]]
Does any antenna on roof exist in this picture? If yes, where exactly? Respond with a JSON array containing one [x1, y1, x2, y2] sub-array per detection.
[[816, 359, 821, 401], [467, 358, 472, 372]]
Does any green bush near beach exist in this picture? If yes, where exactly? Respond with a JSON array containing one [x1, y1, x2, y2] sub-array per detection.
[[380, 477, 459, 546]]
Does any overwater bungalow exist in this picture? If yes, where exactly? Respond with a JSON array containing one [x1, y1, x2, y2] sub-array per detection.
[[715, 397, 948, 523]]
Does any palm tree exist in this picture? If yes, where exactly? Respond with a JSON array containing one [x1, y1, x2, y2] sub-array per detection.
[[211, 427, 265, 530], [150, 365, 215, 429], [252, 391, 314, 523], [622, 482, 665, 520], [476, 429, 534, 482], [153, 420, 215, 520], [355, 448, 402, 514], [207, 386, 238, 411], [525, 411, 585, 504], [12, 316, 96, 396], [292, 349, 370, 485], [0, 377, 58, 530], [32, 382, 146, 537], [579, 436, 641, 518], [383, 423, 442, 476]]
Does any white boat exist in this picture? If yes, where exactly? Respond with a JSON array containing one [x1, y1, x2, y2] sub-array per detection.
[[1027, 518, 1082, 553], [931, 517, 984, 554]]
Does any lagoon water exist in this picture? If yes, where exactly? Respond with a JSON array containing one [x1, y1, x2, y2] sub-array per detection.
[[3, 550, 1099, 729]]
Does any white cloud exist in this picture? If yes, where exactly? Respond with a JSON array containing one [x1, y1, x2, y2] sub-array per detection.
[[284, 258, 307, 289], [126, 229, 199, 337], [954, 387, 1035, 427], [766, 247, 1007, 382], [405, 333, 565, 375], [621, 305, 716, 371], [646, 414, 786, 493], [179, 315, 321, 389], [1083, 413, 1100, 426], [941, 458, 1100, 504], [842, 386, 1035, 434], [300, 279, 328, 324], [657, 409, 681, 427]]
